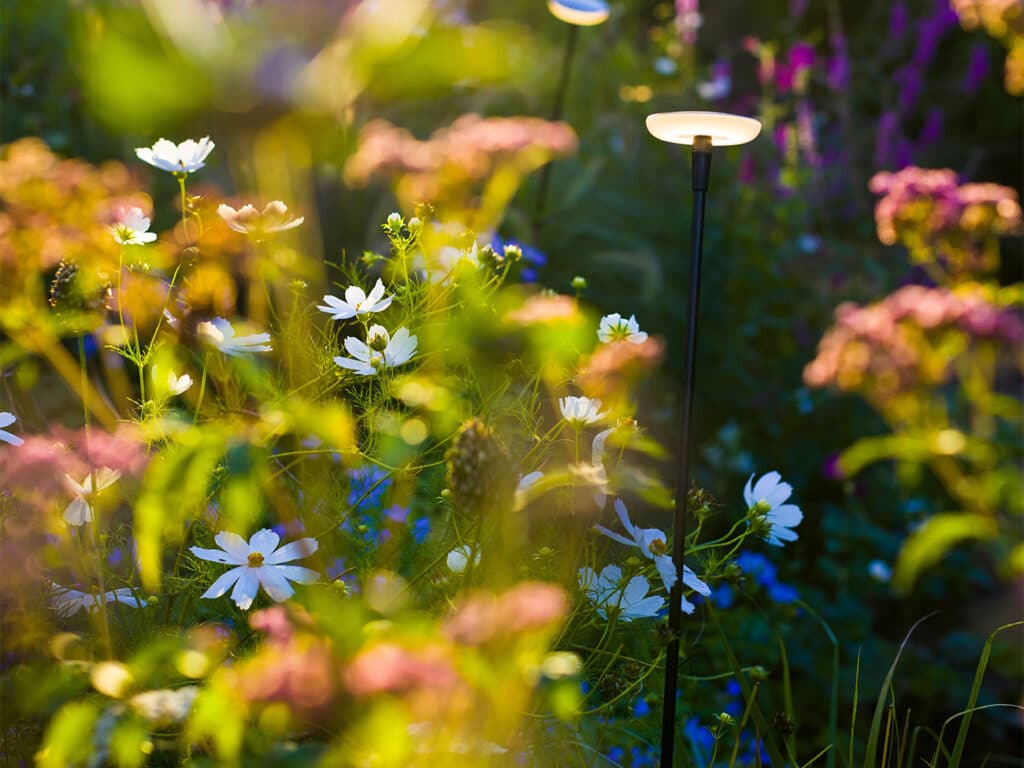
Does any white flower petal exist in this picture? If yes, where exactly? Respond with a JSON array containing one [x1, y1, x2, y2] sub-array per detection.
[[190, 546, 242, 565], [200, 567, 244, 600], [255, 566, 295, 602], [231, 569, 260, 609], [248, 529, 280, 556], [215, 528, 251, 559], [271, 565, 320, 584], [264, 537, 318, 564]]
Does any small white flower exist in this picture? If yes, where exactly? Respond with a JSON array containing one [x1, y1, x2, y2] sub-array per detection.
[[0, 411, 24, 447], [109, 207, 157, 246], [217, 201, 304, 237], [135, 136, 215, 174], [49, 583, 142, 617], [868, 560, 892, 583], [595, 498, 710, 611], [597, 313, 648, 344], [156, 369, 193, 396], [559, 396, 607, 428], [333, 325, 417, 376], [190, 529, 319, 610], [196, 317, 272, 355], [317, 279, 393, 320], [446, 545, 480, 574], [744, 471, 804, 547], [578, 565, 665, 622], [425, 242, 480, 284], [63, 468, 122, 526]]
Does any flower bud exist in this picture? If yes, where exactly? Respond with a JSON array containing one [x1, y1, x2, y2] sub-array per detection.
[[407, 217, 423, 235], [571, 276, 587, 292], [386, 212, 403, 230]]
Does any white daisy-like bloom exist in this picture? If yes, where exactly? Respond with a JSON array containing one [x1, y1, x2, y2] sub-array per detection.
[[559, 396, 607, 428], [196, 317, 272, 356], [63, 468, 122, 526], [597, 313, 648, 344], [578, 565, 665, 622], [446, 545, 479, 574], [109, 206, 158, 246], [333, 325, 417, 376], [49, 583, 143, 617], [135, 136, 215, 174], [0, 411, 24, 447], [424, 242, 480, 284], [595, 498, 710, 612], [217, 201, 304, 237], [157, 369, 193, 396], [317, 279, 393, 321], [743, 471, 804, 547], [190, 529, 319, 610]]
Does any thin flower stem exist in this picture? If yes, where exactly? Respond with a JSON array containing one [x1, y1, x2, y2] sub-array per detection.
[[193, 354, 210, 424]]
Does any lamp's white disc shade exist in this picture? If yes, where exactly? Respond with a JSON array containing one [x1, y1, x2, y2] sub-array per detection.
[[547, 0, 610, 26], [645, 111, 762, 146]]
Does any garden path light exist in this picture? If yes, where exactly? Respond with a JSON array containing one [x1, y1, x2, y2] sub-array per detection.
[[645, 110, 761, 767], [532, 0, 610, 235]]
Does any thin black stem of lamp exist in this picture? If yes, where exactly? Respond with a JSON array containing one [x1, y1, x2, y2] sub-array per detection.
[[660, 134, 712, 768], [532, 23, 579, 236]]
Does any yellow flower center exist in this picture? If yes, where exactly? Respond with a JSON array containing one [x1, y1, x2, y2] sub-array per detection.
[[247, 552, 265, 567], [648, 539, 667, 556]]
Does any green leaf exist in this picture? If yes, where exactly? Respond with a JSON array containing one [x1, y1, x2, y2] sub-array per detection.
[[893, 513, 998, 593]]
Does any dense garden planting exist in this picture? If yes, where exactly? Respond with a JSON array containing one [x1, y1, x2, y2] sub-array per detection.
[[1, 0, 1021, 766]]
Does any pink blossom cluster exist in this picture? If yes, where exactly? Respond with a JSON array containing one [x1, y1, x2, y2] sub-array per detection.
[[804, 285, 1023, 400], [344, 114, 577, 210], [869, 167, 1021, 275], [443, 582, 567, 646]]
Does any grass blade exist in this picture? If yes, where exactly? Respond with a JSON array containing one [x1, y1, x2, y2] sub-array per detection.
[[848, 647, 861, 768], [947, 621, 1023, 767], [862, 612, 938, 768]]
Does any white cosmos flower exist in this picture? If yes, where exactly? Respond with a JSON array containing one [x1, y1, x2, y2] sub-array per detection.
[[196, 317, 272, 355], [333, 325, 417, 376], [135, 136, 215, 174], [217, 201, 304, 237], [446, 545, 479, 574], [63, 468, 122, 526], [424, 242, 480, 284], [0, 412, 24, 447], [578, 565, 665, 622], [190, 529, 319, 610], [49, 583, 143, 617], [743, 471, 803, 547], [595, 498, 710, 612], [317, 279, 393, 320], [160, 369, 193, 396], [109, 206, 157, 246], [559, 396, 607, 428], [597, 313, 648, 344]]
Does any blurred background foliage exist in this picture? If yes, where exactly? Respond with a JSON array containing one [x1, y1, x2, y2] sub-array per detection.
[[1, 0, 1022, 764]]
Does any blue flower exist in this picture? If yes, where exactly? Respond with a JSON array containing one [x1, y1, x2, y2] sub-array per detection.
[[767, 582, 799, 604], [348, 465, 391, 510], [711, 582, 735, 609], [411, 516, 431, 544], [632, 697, 650, 718], [683, 717, 715, 756], [606, 746, 624, 763], [725, 679, 742, 698], [735, 551, 777, 588], [107, 547, 123, 567]]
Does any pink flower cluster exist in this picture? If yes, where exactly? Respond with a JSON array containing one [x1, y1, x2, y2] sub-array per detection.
[[869, 167, 1021, 276], [804, 285, 1023, 400], [443, 582, 568, 646], [344, 115, 577, 212]]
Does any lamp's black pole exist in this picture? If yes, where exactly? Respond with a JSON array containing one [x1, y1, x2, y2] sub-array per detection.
[[532, 23, 579, 235], [660, 134, 712, 767]]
